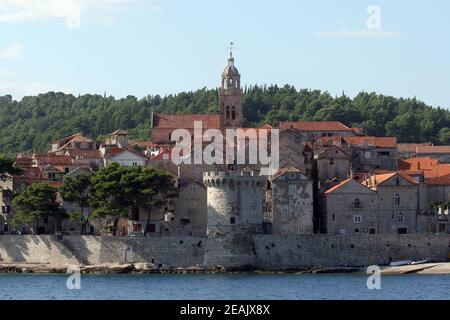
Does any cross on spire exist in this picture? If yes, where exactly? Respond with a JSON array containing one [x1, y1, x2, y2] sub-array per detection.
[[228, 42, 234, 58]]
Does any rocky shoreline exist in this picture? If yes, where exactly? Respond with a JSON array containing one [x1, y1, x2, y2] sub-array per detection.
[[2, 262, 450, 275]]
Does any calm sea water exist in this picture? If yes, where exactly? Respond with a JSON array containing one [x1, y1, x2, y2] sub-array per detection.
[[0, 274, 449, 300]]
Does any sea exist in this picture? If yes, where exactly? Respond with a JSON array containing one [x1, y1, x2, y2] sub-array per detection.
[[0, 273, 449, 300]]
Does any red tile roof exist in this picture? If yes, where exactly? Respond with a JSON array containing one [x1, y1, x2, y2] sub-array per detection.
[[35, 154, 74, 165], [280, 121, 352, 132], [363, 172, 419, 187], [324, 178, 354, 194], [427, 173, 450, 186], [416, 146, 450, 154], [65, 149, 102, 158], [398, 143, 432, 153], [153, 114, 220, 129], [318, 136, 397, 148], [399, 157, 450, 180], [129, 140, 157, 149]]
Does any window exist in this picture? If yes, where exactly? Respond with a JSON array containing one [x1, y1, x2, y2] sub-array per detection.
[[190, 185, 197, 193], [332, 214, 336, 221], [353, 198, 361, 209], [65, 167, 70, 173], [226, 106, 230, 120], [369, 228, 376, 234], [282, 208, 288, 216], [288, 184, 296, 195], [282, 225, 288, 235], [289, 172, 296, 179], [353, 215, 362, 223], [397, 213, 404, 223], [397, 228, 408, 235], [1, 206, 10, 214], [329, 159, 334, 165], [231, 106, 236, 120], [133, 224, 142, 233], [354, 228, 360, 233], [195, 167, 201, 173], [132, 162, 138, 166], [191, 200, 197, 209], [394, 194, 401, 207], [230, 217, 236, 224]]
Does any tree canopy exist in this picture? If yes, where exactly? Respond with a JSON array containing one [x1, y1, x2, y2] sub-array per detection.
[[11, 182, 67, 232], [1, 86, 449, 155]]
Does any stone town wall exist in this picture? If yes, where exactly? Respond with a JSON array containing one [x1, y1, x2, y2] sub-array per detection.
[[1, 234, 450, 270], [0, 235, 206, 268], [254, 234, 450, 270]]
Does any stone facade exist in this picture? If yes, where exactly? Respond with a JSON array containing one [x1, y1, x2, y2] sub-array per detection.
[[270, 167, 314, 235], [203, 169, 265, 268], [1, 234, 450, 270]]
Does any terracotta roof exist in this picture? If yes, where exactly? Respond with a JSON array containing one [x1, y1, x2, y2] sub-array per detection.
[[65, 149, 102, 158], [150, 149, 172, 161], [324, 178, 354, 194], [316, 145, 350, 158], [398, 157, 450, 180], [34, 154, 74, 166], [152, 114, 220, 129], [427, 173, 450, 186], [318, 136, 397, 148], [280, 121, 352, 132], [364, 172, 419, 187], [398, 143, 432, 153], [343, 136, 397, 148], [129, 140, 157, 148], [416, 146, 450, 154], [14, 157, 33, 167], [111, 129, 128, 135], [273, 166, 304, 179], [49, 181, 63, 188], [52, 133, 82, 144]]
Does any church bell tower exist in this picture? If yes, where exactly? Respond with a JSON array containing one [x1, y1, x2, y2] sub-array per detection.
[[219, 43, 243, 128]]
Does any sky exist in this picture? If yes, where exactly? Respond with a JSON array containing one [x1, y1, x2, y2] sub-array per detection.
[[0, 0, 449, 109]]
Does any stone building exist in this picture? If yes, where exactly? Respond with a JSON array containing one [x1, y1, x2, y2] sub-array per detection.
[[315, 145, 351, 182], [269, 167, 314, 235], [415, 145, 450, 163], [363, 172, 423, 234], [171, 181, 207, 236], [324, 178, 378, 235], [279, 121, 356, 140]]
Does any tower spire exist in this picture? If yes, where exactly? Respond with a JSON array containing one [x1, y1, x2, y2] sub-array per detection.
[[228, 42, 235, 66]]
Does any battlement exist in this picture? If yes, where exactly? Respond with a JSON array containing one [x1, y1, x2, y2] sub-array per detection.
[[203, 170, 265, 187]]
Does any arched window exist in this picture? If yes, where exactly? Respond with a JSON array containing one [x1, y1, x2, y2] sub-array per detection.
[[394, 193, 401, 207], [226, 106, 230, 120], [354, 198, 361, 209], [231, 106, 236, 120]]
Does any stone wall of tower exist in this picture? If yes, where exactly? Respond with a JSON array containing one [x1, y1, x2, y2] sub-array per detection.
[[202, 170, 265, 268]]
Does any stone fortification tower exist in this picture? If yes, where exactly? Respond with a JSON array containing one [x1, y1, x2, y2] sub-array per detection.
[[203, 169, 265, 269]]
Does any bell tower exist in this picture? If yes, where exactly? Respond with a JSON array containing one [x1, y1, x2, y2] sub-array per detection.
[[219, 43, 243, 128]]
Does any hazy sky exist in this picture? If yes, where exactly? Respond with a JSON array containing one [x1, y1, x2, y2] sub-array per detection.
[[0, 0, 449, 109]]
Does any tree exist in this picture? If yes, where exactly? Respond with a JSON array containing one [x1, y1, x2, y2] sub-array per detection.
[[117, 166, 177, 236], [438, 128, 450, 145], [90, 163, 128, 235], [0, 156, 22, 175], [89, 163, 178, 236], [59, 174, 93, 235], [12, 183, 66, 234]]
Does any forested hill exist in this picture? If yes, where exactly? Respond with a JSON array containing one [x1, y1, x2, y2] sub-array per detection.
[[0, 85, 449, 156]]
